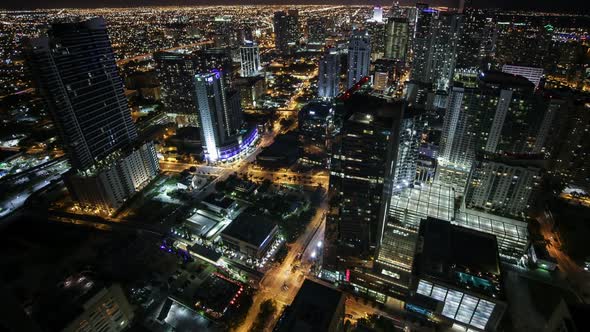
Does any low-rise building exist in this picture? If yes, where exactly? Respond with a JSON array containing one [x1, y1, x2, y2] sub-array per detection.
[[220, 209, 278, 258]]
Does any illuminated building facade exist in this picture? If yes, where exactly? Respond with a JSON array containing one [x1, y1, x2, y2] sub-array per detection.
[[240, 41, 261, 77], [347, 30, 371, 89], [26, 18, 159, 212], [384, 17, 409, 61], [195, 71, 253, 162]]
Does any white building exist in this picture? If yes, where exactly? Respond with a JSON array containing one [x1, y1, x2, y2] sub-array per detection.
[[347, 30, 371, 89], [240, 41, 261, 77], [502, 64, 544, 88]]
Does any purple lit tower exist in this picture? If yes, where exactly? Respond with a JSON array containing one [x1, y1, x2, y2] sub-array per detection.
[[194, 70, 246, 162]]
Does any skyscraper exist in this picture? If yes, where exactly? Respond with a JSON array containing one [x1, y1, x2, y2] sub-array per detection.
[[195, 71, 244, 162], [328, 96, 402, 252], [273, 10, 299, 54], [411, 10, 459, 90], [27, 18, 137, 171], [240, 41, 261, 77], [318, 47, 341, 99], [346, 30, 371, 89], [411, 7, 437, 83], [26, 18, 159, 212], [439, 71, 545, 171], [384, 17, 409, 61]]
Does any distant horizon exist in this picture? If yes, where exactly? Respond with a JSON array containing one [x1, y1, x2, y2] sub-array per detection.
[[2, 0, 590, 13]]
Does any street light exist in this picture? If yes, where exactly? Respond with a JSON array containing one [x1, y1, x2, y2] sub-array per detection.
[[317, 241, 323, 248], [311, 251, 317, 259]]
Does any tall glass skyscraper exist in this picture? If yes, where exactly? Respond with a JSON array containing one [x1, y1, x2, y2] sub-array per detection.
[[26, 18, 137, 172], [26, 18, 159, 212]]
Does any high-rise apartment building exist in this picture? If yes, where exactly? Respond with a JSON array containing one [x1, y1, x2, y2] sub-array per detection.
[[318, 47, 341, 99], [384, 18, 409, 61], [439, 71, 544, 170], [411, 9, 459, 90], [26, 18, 159, 212], [465, 153, 542, 217], [346, 30, 371, 89], [240, 41, 261, 77], [154, 51, 200, 125], [273, 10, 299, 54]]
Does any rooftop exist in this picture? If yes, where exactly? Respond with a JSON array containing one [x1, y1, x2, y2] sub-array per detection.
[[276, 279, 344, 332], [415, 218, 503, 298], [221, 209, 277, 248]]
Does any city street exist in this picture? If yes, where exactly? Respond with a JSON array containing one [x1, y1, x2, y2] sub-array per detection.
[[238, 198, 329, 331]]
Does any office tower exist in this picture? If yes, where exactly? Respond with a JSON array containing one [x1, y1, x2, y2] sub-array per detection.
[[154, 51, 200, 125], [501, 64, 544, 88], [439, 71, 544, 170], [465, 153, 541, 217], [239, 41, 261, 77], [234, 76, 265, 109], [318, 47, 341, 99], [346, 30, 371, 89], [329, 96, 399, 251], [195, 71, 244, 162], [384, 17, 409, 61], [273, 10, 299, 54], [298, 101, 334, 167], [26, 18, 159, 212], [549, 96, 590, 188], [307, 17, 328, 45], [430, 13, 460, 90]]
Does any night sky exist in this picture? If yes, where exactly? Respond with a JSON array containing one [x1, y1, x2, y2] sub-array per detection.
[[1, 0, 589, 13]]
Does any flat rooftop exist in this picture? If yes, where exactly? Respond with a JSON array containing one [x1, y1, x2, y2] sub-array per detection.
[[276, 279, 344, 331], [221, 210, 276, 248], [416, 217, 502, 298]]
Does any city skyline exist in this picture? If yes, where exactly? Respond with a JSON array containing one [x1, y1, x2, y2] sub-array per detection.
[[1, 3, 589, 332]]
